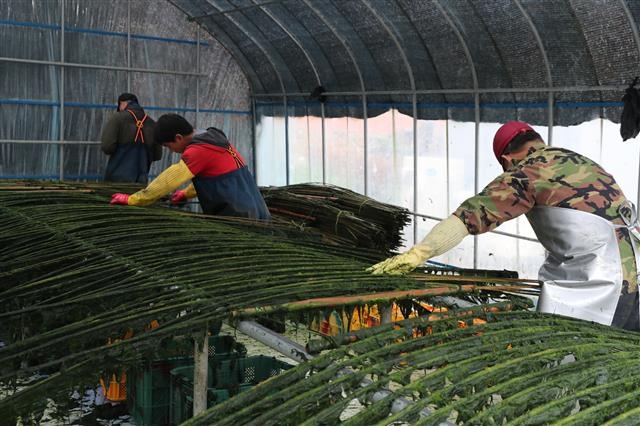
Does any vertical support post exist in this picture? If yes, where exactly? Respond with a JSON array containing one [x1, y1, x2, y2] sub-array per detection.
[[284, 95, 289, 184], [547, 92, 554, 146], [363, 92, 368, 195], [473, 92, 480, 269], [192, 329, 208, 416], [195, 26, 201, 129], [127, 0, 131, 91], [251, 97, 258, 178], [412, 93, 418, 244], [321, 101, 326, 184], [59, 0, 65, 181], [445, 115, 450, 215]]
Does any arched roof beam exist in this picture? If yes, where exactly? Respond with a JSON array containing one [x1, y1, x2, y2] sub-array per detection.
[[171, 2, 266, 94], [188, 0, 283, 20], [361, 0, 416, 93], [433, 0, 480, 267], [468, 1, 515, 100], [433, 0, 479, 92], [257, 1, 324, 89], [619, 0, 640, 80], [514, 0, 554, 141], [302, 0, 366, 94], [397, 0, 445, 90], [214, 5, 293, 95]]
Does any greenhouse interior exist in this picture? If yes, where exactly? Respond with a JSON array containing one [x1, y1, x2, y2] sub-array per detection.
[[4, 0, 640, 425]]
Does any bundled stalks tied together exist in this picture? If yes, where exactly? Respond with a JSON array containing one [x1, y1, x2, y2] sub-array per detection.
[[0, 181, 535, 423], [261, 183, 411, 252]]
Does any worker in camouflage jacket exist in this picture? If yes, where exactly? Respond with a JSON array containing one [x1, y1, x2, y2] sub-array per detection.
[[101, 93, 163, 183], [369, 121, 640, 331]]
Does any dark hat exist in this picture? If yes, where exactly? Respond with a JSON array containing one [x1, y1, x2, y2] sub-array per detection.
[[117, 93, 138, 103], [155, 114, 194, 144]]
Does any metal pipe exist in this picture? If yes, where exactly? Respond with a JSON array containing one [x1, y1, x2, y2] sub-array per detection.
[[235, 320, 312, 363], [321, 101, 326, 184], [413, 93, 418, 245], [127, 0, 131, 91], [195, 26, 200, 128], [189, 0, 283, 21], [251, 85, 628, 97], [285, 95, 290, 184], [0, 56, 206, 77], [363, 93, 368, 195], [0, 139, 99, 145], [59, 0, 65, 181]]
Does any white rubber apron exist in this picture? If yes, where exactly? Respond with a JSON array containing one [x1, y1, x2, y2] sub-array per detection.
[[526, 206, 622, 325]]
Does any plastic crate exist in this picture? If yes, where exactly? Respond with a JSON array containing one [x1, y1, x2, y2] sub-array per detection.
[[128, 336, 245, 426], [214, 355, 292, 388], [169, 366, 230, 425], [129, 357, 193, 426], [169, 356, 292, 424], [208, 335, 247, 360]]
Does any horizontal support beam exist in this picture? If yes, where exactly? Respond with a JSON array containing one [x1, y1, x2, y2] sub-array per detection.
[[0, 56, 207, 77], [253, 85, 628, 98]]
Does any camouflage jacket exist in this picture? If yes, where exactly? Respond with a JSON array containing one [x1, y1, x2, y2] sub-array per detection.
[[453, 141, 638, 293]]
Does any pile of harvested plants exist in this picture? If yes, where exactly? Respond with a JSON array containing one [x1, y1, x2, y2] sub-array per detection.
[[1, 181, 536, 424]]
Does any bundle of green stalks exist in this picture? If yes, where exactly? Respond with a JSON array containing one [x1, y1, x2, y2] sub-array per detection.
[[261, 183, 411, 252]]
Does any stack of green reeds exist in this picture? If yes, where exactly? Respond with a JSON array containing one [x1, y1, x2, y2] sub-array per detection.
[[261, 183, 411, 252], [0, 181, 532, 422]]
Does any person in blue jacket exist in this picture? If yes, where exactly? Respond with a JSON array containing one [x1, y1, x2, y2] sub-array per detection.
[[101, 93, 162, 183]]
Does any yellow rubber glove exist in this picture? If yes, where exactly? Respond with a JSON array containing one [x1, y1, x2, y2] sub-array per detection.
[[128, 160, 195, 206], [367, 214, 469, 275]]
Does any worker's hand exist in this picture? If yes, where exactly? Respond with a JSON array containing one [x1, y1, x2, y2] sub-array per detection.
[[110, 193, 130, 205], [170, 190, 188, 205], [366, 247, 426, 275]]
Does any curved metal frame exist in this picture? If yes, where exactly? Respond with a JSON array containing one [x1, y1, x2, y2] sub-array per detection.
[[208, 4, 292, 182], [514, 0, 554, 145], [433, 0, 480, 265], [257, 0, 331, 183], [362, 0, 417, 232], [171, 3, 266, 92], [258, 2, 322, 88], [302, 0, 368, 188]]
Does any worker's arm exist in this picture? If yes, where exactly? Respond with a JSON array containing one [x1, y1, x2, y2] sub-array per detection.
[[110, 160, 195, 206], [100, 115, 120, 155], [367, 214, 469, 275]]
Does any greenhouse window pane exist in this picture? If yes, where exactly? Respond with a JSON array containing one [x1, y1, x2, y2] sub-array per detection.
[[416, 119, 448, 218], [448, 120, 476, 209], [255, 108, 286, 186], [288, 112, 323, 184], [325, 116, 364, 194], [601, 120, 640, 206], [367, 109, 414, 209], [553, 120, 601, 162]]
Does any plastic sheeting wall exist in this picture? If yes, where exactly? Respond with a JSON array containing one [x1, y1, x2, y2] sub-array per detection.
[[0, 0, 252, 181]]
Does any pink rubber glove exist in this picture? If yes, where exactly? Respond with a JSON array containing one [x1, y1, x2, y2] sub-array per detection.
[[110, 193, 130, 205], [170, 190, 187, 205]]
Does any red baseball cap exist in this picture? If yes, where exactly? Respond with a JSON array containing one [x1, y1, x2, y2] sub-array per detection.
[[493, 121, 534, 162]]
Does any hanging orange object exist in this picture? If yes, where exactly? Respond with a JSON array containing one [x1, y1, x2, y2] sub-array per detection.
[[100, 371, 127, 402]]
